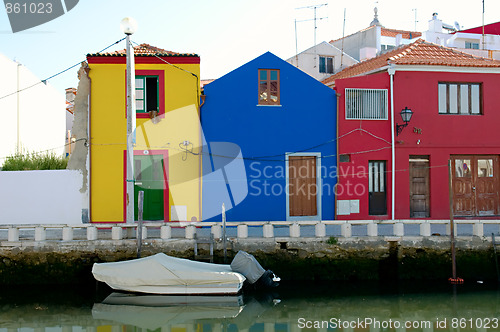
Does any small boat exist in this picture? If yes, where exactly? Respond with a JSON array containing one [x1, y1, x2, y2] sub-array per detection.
[[92, 253, 245, 295]]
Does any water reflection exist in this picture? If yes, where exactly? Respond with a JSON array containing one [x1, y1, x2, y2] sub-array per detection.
[[0, 283, 499, 332]]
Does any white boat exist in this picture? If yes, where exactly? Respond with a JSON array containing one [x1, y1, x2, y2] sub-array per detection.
[[92, 253, 246, 295]]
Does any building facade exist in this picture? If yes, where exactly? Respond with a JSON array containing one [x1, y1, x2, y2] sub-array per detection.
[[87, 44, 202, 223], [324, 39, 500, 219], [201, 52, 337, 222]]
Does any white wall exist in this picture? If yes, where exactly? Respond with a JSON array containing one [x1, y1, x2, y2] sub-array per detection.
[[0, 53, 65, 161], [0, 170, 86, 224], [287, 42, 358, 81]]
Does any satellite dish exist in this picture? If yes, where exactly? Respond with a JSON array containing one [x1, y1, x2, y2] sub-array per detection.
[[454, 21, 461, 31]]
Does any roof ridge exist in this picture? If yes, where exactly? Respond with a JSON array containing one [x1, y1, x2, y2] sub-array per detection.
[[87, 42, 199, 57]]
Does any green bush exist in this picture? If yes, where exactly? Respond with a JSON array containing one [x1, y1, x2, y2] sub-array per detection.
[[1, 152, 68, 171]]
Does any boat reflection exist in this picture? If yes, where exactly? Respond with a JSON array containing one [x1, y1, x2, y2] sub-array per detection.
[[0, 283, 499, 332], [92, 292, 278, 330]]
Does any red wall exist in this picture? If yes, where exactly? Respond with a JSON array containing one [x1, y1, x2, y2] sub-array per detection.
[[336, 70, 500, 220]]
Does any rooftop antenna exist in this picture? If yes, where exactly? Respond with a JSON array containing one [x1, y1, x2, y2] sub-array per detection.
[[412, 8, 418, 31], [340, 8, 346, 70], [295, 3, 328, 68], [482, 0, 485, 50]]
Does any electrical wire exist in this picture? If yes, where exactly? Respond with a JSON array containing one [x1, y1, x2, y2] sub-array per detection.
[[0, 37, 126, 101]]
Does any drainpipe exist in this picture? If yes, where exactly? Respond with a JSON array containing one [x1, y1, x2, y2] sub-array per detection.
[[388, 64, 396, 221]]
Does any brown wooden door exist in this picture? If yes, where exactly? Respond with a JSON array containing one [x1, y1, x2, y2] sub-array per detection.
[[409, 156, 430, 218], [452, 156, 499, 216], [476, 157, 499, 216], [289, 156, 317, 216]]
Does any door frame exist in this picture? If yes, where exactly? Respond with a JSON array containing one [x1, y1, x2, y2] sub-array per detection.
[[123, 149, 169, 222], [285, 152, 322, 221], [451, 154, 500, 217]]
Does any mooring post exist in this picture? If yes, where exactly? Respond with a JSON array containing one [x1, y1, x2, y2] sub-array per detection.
[[222, 203, 227, 263], [448, 159, 462, 284], [137, 191, 144, 258]]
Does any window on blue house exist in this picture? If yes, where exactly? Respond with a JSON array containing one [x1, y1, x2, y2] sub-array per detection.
[[135, 76, 159, 114], [258, 69, 280, 105], [319, 56, 334, 74]]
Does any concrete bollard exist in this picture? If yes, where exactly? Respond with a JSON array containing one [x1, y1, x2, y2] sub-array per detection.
[[161, 225, 172, 239], [62, 227, 73, 241], [393, 223, 405, 237], [473, 222, 484, 237], [341, 223, 352, 238], [211, 224, 222, 240], [136, 226, 147, 240], [315, 222, 326, 237], [87, 226, 98, 241], [446, 224, 458, 236], [420, 222, 431, 237], [237, 224, 248, 238], [263, 224, 274, 238], [8, 227, 19, 242], [112, 227, 123, 240], [367, 223, 378, 237], [35, 226, 46, 241], [290, 223, 300, 237], [185, 225, 195, 239]]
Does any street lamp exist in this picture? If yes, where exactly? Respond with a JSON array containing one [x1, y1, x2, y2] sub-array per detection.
[[396, 106, 413, 136], [121, 17, 138, 224]]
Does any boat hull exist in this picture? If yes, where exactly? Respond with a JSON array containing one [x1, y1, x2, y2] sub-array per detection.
[[92, 253, 246, 295]]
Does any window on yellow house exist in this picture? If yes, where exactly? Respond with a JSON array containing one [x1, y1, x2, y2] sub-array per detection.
[[135, 76, 159, 114]]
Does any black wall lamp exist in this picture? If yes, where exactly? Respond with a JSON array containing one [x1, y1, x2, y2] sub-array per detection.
[[396, 107, 414, 136]]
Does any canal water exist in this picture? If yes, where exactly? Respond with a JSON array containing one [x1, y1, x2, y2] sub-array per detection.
[[0, 281, 499, 332]]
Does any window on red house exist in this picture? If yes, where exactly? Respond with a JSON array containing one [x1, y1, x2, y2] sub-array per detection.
[[438, 82, 481, 115]]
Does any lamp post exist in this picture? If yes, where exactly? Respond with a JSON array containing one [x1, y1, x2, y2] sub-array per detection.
[[121, 17, 138, 224], [396, 106, 413, 136]]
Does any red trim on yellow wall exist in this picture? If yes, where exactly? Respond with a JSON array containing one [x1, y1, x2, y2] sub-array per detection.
[[125, 69, 166, 119], [88, 56, 200, 65]]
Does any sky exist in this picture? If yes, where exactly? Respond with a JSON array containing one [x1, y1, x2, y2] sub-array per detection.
[[0, 0, 498, 95]]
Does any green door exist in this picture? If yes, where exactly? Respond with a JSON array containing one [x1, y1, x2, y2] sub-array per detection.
[[134, 154, 165, 221]]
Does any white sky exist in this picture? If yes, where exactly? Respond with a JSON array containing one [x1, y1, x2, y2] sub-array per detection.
[[0, 0, 498, 94]]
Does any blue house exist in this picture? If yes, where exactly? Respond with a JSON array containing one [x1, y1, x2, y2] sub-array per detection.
[[201, 52, 337, 222]]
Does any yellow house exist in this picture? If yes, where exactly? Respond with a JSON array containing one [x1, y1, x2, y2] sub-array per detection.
[[87, 44, 202, 223]]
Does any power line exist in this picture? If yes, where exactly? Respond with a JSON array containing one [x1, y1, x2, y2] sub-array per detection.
[[0, 37, 126, 101]]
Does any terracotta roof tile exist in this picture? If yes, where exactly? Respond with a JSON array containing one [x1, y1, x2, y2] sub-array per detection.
[[330, 25, 420, 43], [88, 43, 198, 57], [380, 27, 421, 39], [323, 39, 500, 85]]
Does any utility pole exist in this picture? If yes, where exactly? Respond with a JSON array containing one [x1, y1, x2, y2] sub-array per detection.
[[16, 61, 21, 154], [121, 17, 138, 224]]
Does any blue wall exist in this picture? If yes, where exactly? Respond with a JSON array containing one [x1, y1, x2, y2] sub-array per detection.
[[201, 52, 337, 221]]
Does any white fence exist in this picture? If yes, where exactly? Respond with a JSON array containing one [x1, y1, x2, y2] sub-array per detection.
[[1, 220, 499, 243]]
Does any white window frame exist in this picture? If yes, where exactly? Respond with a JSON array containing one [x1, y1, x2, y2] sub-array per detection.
[[438, 82, 481, 115], [345, 88, 388, 120], [319, 56, 334, 74]]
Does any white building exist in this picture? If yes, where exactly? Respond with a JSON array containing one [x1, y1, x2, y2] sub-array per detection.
[[286, 41, 358, 81], [423, 13, 500, 60], [0, 53, 65, 163], [329, 8, 421, 62]]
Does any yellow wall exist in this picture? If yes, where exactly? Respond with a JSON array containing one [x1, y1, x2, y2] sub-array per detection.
[[89, 60, 201, 222]]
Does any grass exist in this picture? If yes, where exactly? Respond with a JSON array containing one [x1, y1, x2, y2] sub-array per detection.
[[1, 152, 68, 171]]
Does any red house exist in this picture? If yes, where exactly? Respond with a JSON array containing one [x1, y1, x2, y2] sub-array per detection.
[[323, 39, 500, 220]]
